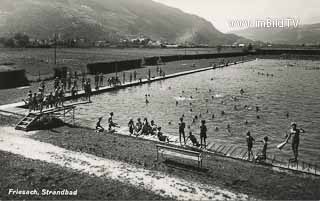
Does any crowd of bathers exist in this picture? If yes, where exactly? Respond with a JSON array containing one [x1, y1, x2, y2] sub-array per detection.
[[23, 80, 65, 112]]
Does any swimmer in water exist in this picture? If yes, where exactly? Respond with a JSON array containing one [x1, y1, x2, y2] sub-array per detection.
[[240, 88, 245, 95], [215, 126, 219, 131], [146, 98, 149, 104], [221, 111, 225, 115], [256, 106, 260, 112], [227, 124, 231, 130], [212, 114, 215, 119], [176, 101, 178, 106], [256, 115, 260, 119]]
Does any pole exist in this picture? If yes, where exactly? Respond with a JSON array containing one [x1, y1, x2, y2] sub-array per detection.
[[54, 33, 57, 65]]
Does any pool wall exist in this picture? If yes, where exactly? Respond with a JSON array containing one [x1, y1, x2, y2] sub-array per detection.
[[87, 52, 249, 74]]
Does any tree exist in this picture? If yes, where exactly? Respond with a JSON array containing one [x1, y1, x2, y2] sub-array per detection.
[[13, 33, 30, 47], [247, 43, 253, 51]]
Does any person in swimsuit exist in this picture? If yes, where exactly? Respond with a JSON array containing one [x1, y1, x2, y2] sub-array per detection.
[[178, 118, 186, 145], [96, 117, 104, 132], [135, 118, 143, 135], [187, 132, 200, 147], [108, 112, 119, 131], [128, 118, 135, 135], [200, 120, 207, 148], [255, 136, 268, 163], [246, 131, 255, 160], [157, 127, 169, 143], [288, 122, 305, 162]]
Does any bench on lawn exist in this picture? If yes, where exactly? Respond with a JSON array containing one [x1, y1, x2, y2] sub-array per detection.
[[156, 144, 203, 168]]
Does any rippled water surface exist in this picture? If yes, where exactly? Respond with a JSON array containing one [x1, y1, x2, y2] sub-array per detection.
[[77, 59, 320, 164]]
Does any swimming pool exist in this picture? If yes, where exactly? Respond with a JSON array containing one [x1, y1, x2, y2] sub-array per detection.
[[76, 59, 320, 164]]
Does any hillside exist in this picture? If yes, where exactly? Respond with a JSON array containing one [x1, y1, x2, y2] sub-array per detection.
[[231, 23, 320, 45], [0, 0, 245, 45]]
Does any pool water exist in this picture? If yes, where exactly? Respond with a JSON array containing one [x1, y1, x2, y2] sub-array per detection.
[[76, 59, 320, 164]]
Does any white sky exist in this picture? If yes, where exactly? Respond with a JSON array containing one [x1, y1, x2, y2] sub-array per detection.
[[153, 0, 320, 33]]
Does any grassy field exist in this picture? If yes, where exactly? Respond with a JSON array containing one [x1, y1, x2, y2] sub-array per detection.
[[0, 150, 165, 200], [28, 124, 320, 200], [0, 47, 242, 80], [1, 115, 319, 200]]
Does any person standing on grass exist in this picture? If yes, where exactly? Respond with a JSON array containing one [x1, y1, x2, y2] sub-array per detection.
[[133, 71, 137, 81], [99, 73, 104, 87], [123, 72, 126, 84], [94, 73, 99, 90], [200, 120, 207, 148], [246, 131, 255, 160], [178, 117, 186, 145]]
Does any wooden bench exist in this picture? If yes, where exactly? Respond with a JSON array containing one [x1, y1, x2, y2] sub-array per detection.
[[156, 144, 203, 168]]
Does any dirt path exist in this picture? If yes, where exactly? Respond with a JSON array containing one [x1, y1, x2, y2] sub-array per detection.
[[0, 126, 249, 200]]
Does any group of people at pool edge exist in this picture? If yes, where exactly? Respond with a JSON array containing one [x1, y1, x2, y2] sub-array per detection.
[[96, 112, 305, 163]]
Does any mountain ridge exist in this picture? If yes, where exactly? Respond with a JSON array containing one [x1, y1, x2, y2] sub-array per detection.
[[231, 23, 320, 45], [0, 0, 246, 45]]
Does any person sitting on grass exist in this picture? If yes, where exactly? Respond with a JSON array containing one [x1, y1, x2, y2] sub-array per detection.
[[150, 120, 158, 135], [187, 132, 200, 147], [135, 118, 143, 136], [140, 118, 151, 135], [128, 118, 135, 136], [157, 127, 169, 143], [96, 117, 104, 133], [108, 112, 119, 131]]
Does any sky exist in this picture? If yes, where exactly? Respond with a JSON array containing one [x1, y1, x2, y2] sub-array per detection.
[[153, 0, 320, 33]]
